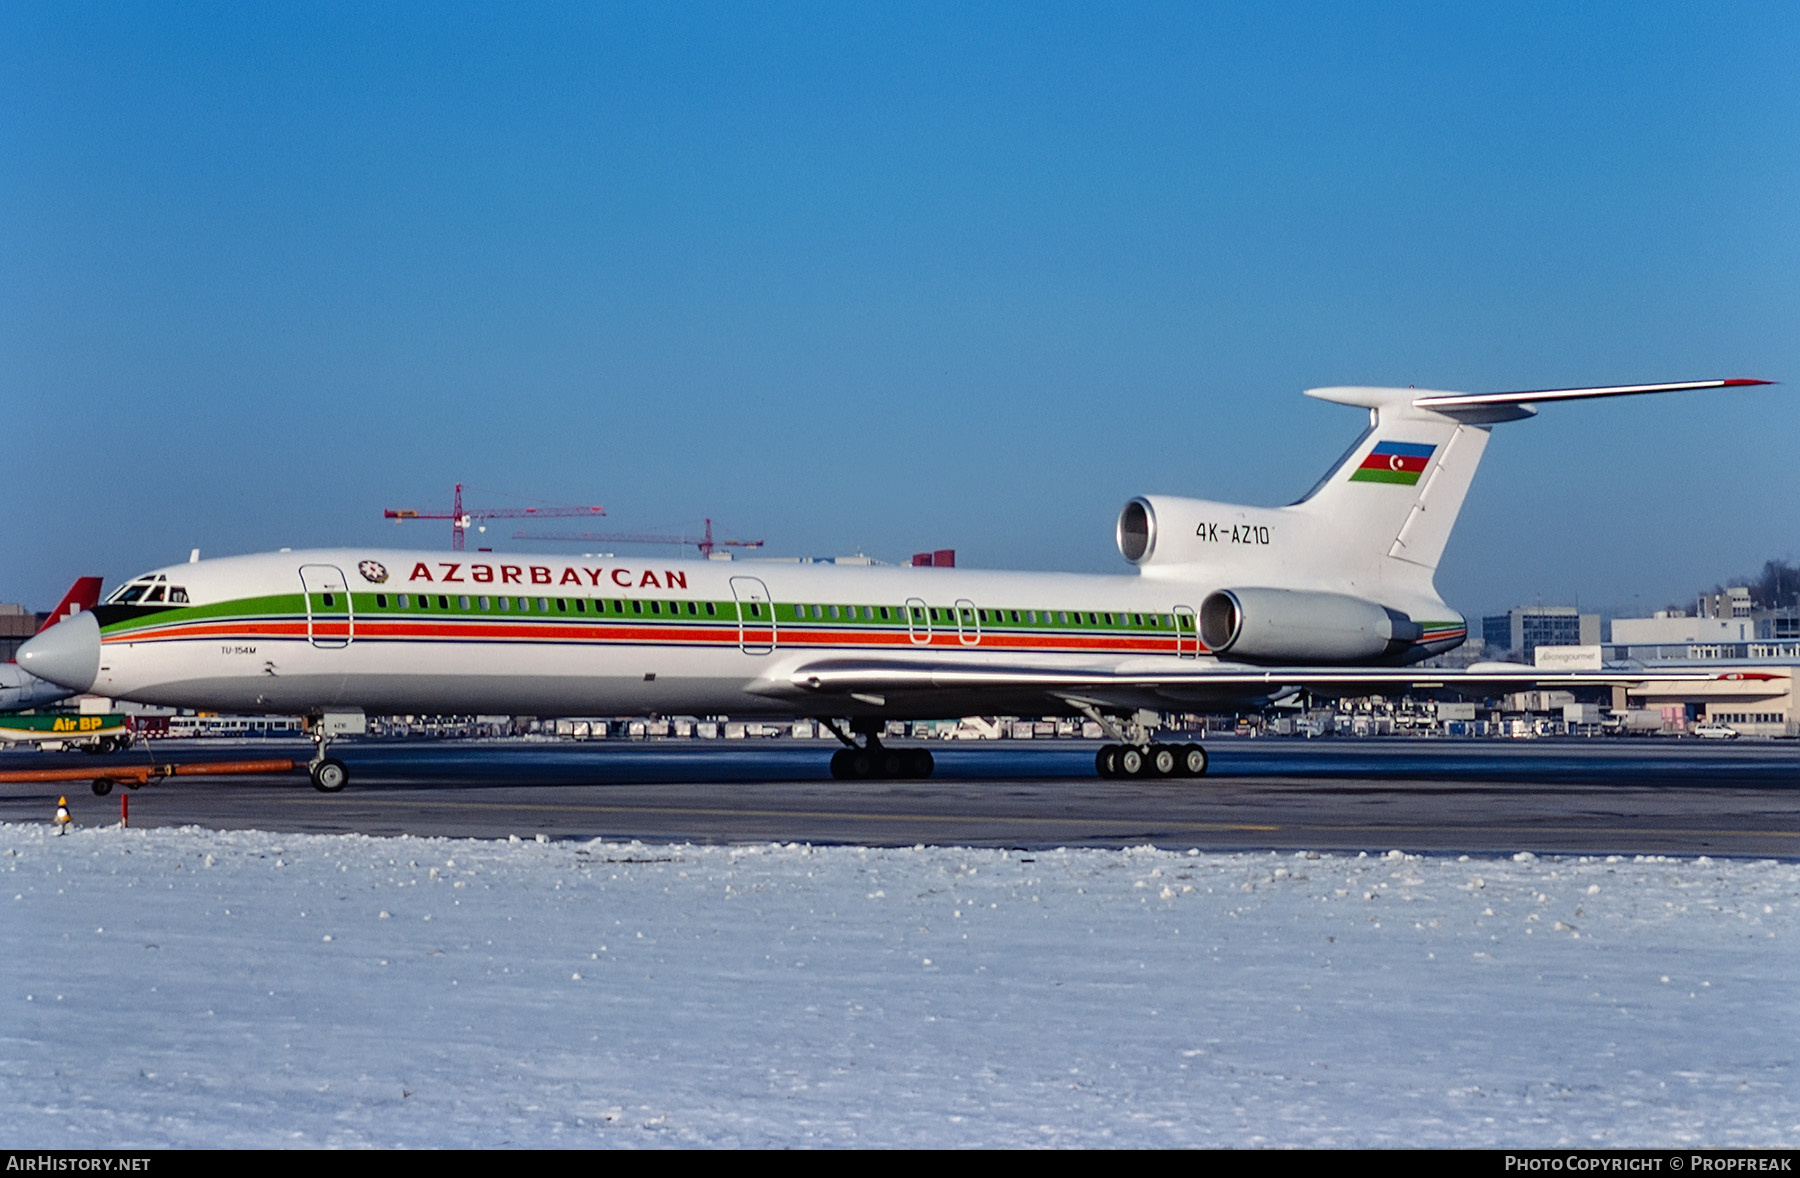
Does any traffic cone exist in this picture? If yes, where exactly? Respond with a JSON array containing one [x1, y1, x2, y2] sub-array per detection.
[[54, 796, 72, 835]]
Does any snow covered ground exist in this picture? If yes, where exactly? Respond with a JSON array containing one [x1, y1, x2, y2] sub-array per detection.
[[2, 820, 1795, 1148]]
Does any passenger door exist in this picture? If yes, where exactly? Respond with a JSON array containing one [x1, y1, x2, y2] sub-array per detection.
[[954, 598, 981, 646], [729, 576, 776, 655], [299, 565, 353, 648], [1173, 604, 1198, 657]]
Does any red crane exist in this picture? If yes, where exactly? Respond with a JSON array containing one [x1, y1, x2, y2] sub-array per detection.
[[515, 518, 764, 558], [385, 484, 606, 551]]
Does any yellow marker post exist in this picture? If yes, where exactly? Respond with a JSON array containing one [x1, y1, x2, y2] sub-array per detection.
[[54, 796, 72, 835]]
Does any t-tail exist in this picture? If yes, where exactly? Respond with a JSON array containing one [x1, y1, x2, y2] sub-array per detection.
[[1118, 379, 1771, 664], [1294, 380, 1770, 582]]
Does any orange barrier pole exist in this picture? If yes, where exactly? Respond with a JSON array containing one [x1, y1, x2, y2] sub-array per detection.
[[168, 759, 298, 778], [121, 792, 128, 827], [0, 759, 297, 785]]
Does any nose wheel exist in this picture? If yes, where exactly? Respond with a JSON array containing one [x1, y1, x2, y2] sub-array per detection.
[[1096, 742, 1207, 779], [310, 757, 349, 792], [306, 720, 351, 792]]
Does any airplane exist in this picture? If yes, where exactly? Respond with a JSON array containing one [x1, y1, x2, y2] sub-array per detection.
[[0, 576, 105, 712], [15, 379, 1770, 792]]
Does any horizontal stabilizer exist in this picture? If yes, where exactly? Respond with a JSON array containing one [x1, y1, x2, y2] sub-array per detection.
[[1411, 378, 1772, 411]]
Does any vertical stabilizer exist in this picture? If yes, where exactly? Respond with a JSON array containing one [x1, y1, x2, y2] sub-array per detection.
[[1291, 387, 1498, 584], [37, 577, 104, 633]]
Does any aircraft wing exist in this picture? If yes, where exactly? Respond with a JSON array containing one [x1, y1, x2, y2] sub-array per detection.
[[768, 657, 1737, 713]]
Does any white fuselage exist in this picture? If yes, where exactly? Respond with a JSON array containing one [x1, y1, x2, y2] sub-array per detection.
[[89, 547, 1459, 720]]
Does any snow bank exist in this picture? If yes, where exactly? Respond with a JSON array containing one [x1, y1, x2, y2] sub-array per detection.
[[2, 823, 1795, 1147]]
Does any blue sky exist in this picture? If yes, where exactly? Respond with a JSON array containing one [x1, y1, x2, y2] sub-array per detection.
[[3, 3, 1795, 619]]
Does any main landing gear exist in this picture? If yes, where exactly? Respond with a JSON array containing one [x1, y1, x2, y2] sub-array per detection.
[[1068, 703, 1209, 780], [1095, 742, 1207, 779], [824, 719, 935, 780]]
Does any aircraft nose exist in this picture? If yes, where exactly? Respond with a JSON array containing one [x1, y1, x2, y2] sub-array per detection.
[[16, 610, 101, 693]]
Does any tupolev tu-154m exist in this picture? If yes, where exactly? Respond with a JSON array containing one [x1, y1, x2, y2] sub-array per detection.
[[16, 379, 1770, 791]]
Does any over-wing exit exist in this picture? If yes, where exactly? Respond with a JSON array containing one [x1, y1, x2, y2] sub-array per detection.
[[16, 380, 1770, 791]]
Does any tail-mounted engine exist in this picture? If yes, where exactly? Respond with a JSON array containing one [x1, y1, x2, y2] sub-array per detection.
[[1199, 587, 1422, 664]]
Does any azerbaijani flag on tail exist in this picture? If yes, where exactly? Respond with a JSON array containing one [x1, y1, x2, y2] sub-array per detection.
[[1349, 440, 1435, 485]]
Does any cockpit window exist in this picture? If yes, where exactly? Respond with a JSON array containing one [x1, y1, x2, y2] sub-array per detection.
[[109, 574, 171, 605], [168, 587, 188, 603]]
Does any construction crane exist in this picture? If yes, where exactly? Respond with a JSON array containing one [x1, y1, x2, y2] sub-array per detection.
[[385, 484, 606, 551], [515, 518, 764, 558]]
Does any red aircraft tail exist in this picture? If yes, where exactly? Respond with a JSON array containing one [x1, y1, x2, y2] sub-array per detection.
[[37, 577, 104, 633]]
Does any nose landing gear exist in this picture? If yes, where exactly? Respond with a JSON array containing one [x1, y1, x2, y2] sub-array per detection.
[[304, 716, 352, 792]]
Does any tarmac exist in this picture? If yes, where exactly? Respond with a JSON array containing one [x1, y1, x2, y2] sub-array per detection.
[[3, 735, 1797, 856]]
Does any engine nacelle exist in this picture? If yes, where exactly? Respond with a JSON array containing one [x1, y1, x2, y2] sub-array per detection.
[[1116, 495, 1290, 570], [1200, 587, 1422, 664]]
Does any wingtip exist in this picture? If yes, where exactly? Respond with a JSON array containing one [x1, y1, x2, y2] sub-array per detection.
[[1721, 378, 1776, 387]]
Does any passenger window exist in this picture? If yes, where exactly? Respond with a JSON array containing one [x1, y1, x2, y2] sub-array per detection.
[[614, 599, 625, 612], [398, 594, 409, 608], [705, 602, 716, 616], [377, 594, 388, 608], [687, 602, 698, 615], [879, 606, 890, 620], [537, 598, 549, 611], [322, 593, 335, 607], [650, 601, 661, 615], [632, 600, 643, 614], [557, 599, 568, 612], [438, 596, 449, 609], [459, 595, 470, 610], [829, 605, 840, 620], [575, 599, 585, 613]]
